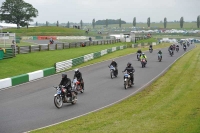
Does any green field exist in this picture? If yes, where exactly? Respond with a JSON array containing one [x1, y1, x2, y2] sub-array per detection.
[[0, 42, 169, 79], [2, 26, 100, 37], [30, 45, 200, 133], [89, 22, 199, 30]]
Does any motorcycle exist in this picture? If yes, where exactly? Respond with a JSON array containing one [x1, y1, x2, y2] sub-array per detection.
[[72, 78, 84, 93], [141, 58, 147, 68], [53, 86, 77, 108], [176, 47, 179, 52], [183, 46, 187, 51], [149, 48, 153, 53], [108, 65, 118, 79], [158, 54, 162, 62], [169, 50, 173, 56], [137, 53, 141, 61], [123, 72, 133, 89]]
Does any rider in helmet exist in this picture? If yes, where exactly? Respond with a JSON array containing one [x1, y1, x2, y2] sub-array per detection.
[[149, 44, 153, 51], [157, 49, 162, 59], [73, 69, 84, 90], [122, 62, 135, 85], [59, 73, 71, 89], [109, 59, 118, 75], [140, 53, 147, 63], [137, 49, 142, 60], [168, 44, 174, 55], [59, 73, 75, 100], [49, 38, 54, 44]]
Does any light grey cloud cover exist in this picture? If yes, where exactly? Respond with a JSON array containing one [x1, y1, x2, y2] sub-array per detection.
[[1, 0, 200, 23]]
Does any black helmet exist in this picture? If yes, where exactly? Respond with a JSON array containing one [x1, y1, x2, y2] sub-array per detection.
[[62, 73, 67, 79], [74, 69, 79, 74], [127, 62, 131, 66]]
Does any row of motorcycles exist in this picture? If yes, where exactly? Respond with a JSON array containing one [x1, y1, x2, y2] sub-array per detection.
[[53, 78, 84, 108], [108, 65, 133, 89]]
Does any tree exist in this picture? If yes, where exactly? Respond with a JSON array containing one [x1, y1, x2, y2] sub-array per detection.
[[197, 15, 200, 28], [46, 21, 48, 26], [0, 0, 38, 27], [164, 17, 167, 28], [35, 22, 38, 26], [67, 21, 70, 28], [133, 17, 136, 27], [80, 20, 83, 29], [147, 17, 150, 27], [96, 19, 126, 25], [105, 19, 108, 27], [92, 19, 95, 29], [119, 18, 121, 28], [56, 21, 59, 27], [180, 17, 184, 28]]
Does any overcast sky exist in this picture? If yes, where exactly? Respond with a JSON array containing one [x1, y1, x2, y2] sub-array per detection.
[[1, 0, 200, 23]]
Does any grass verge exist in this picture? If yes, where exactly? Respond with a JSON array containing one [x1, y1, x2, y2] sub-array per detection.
[[0, 43, 169, 79], [31, 45, 200, 133]]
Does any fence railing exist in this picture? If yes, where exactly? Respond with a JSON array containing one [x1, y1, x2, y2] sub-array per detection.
[[15, 39, 120, 54]]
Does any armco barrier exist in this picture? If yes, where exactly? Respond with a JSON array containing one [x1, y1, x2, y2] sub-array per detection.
[[0, 45, 127, 90], [84, 53, 94, 62], [107, 48, 112, 53], [55, 60, 72, 73], [72, 56, 84, 66], [93, 52, 101, 59]]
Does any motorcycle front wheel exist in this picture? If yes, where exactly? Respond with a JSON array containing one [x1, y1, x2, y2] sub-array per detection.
[[124, 80, 128, 89], [71, 94, 77, 104], [110, 71, 113, 79], [54, 95, 63, 109]]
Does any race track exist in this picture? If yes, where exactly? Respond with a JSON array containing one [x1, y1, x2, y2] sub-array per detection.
[[0, 44, 194, 133]]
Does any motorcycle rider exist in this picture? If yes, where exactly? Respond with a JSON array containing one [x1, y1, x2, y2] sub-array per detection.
[[168, 45, 174, 55], [109, 60, 118, 75], [140, 53, 147, 63], [137, 49, 142, 60], [49, 38, 54, 44], [176, 44, 179, 51], [122, 62, 135, 85], [157, 50, 162, 59], [73, 69, 84, 90], [59, 73, 75, 101], [183, 43, 187, 50], [149, 44, 153, 51]]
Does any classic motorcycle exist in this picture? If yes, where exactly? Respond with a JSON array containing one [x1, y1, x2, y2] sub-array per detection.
[[53, 86, 77, 108], [137, 53, 141, 61], [141, 58, 147, 68], [108, 65, 118, 79], [183, 46, 187, 51], [149, 48, 153, 53], [123, 72, 133, 89], [158, 54, 162, 62], [176, 47, 179, 52], [169, 50, 173, 56], [72, 78, 84, 93]]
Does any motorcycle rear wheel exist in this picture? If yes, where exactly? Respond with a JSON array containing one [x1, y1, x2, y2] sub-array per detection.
[[54, 95, 63, 109]]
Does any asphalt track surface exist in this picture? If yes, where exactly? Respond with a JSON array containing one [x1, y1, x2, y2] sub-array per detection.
[[0, 44, 194, 133]]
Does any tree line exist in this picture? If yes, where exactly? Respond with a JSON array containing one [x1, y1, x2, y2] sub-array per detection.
[[0, 0, 200, 29]]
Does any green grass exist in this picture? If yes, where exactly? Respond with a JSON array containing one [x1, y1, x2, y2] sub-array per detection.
[[89, 22, 200, 30], [2, 26, 100, 37], [135, 38, 157, 43], [0, 42, 169, 79], [31, 45, 200, 133]]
